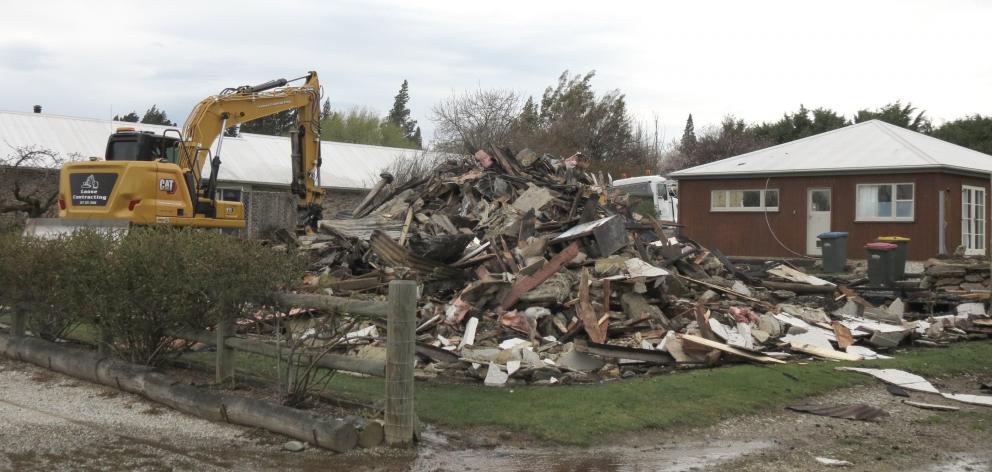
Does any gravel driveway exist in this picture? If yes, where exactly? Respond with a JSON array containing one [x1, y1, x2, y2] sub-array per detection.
[[0, 357, 347, 471]]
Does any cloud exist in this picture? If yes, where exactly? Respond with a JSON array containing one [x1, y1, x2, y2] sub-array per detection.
[[0, 42, 52, 71], [0, 0, 989, 143]]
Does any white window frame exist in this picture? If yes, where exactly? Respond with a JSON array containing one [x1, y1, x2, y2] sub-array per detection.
[[710, 189, 779, 212], [855, 183, 914, 222], [962, 185, 986, 256]]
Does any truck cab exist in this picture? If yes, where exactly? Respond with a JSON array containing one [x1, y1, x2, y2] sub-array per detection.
[[611, 175, 679, 223]]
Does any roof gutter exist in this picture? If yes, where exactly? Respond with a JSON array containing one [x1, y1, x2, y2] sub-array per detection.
[[669, 164, 992, 180]]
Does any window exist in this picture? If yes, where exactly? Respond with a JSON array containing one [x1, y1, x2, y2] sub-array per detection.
[[962, 185, 986, 255], [710, 189, 779, 212], [856, 183, 914, 221], [217, 188, 243, 202]]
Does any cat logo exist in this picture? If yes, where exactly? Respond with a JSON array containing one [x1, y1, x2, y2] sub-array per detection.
[[81, 174, 99, 190], [159, 178, 177, 194], [225, 207, 234, 215]]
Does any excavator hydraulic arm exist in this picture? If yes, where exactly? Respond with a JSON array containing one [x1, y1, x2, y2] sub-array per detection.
[[180, 71, 325, 221]]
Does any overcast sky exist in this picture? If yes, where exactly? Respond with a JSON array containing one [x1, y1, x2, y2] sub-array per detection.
[[1, 0, 989, 145]]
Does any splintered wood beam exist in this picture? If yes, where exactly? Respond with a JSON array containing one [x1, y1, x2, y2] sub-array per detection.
[[499, 242, 579, 310], [679, 333, 786, 364]]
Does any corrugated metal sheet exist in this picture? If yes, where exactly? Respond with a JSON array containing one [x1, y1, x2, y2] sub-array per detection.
[[670, 120, 992, 178], [0, 110, 433, 190]]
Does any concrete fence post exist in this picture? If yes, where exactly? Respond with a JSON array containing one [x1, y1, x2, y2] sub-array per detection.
[[384, 280, 417, 447], [215, 319, 235, 386]]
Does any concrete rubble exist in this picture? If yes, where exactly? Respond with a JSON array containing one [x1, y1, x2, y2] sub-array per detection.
[[271, 146, 992, 386]]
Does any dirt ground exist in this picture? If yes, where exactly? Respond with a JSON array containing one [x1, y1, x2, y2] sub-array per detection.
[[1, 356, 991, 471]]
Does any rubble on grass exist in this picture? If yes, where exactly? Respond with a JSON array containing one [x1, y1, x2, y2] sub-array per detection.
[[271, 146, 992, 386]]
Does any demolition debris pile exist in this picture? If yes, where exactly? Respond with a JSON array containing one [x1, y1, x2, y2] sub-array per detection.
[[280, 146, 992, 386]]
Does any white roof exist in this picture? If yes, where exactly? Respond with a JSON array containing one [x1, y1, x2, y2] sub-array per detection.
[[0, 110, 430, 190], [612, 175, 671, 185], [669, 120, 992, 178]]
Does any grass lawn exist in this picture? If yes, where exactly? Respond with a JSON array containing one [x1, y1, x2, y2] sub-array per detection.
[[7, 314, 990, 444], [179, 340, 992, 445]]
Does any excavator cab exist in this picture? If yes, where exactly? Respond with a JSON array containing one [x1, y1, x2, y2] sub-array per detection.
[[105, 128, 181, 164]]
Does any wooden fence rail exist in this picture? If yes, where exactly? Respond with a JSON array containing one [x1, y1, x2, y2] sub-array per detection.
[[4, 280, 419, 448]]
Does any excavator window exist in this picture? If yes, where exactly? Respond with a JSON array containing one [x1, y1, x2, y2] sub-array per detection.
[[106, 139, 141, 161], [105, 133, 181, 163]]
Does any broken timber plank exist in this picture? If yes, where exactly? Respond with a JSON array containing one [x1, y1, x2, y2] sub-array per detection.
[[499, 242, 579, 310], [576, 340, 675, 364], [577, 268, 606, 343], [831, 321, 855, 349], [679, 333, 785, 364], [397, 206, 415, 246], [768, 265, 835, 287], [676, 274, 767, 306], [903, 400, 960, 412], [789, 341, 863, 361], [760, 280, 835, 294]]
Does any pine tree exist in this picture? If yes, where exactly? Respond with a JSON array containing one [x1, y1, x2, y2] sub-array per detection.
[[519, 96, 540, 129], [239, 110, 296, 136], [680, 114, 697, 153], [386, 80, 419, 145], [321, 98, 331, 120], [114, 111, 140, 123], [412, 126, 422, 148], [140, 105, 175, 126]]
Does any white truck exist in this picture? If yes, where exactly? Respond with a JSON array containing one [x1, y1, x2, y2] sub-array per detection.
[[611, 175, 678, 223]]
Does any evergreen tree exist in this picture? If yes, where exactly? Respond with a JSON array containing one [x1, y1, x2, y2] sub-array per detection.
[[412, 126, 422, 148], [114, 111, 140, 123], [140, 105, 175, 126], [931, 114, 992, 155], [238, 110, 296, 136], [854, 101, 931, 132], [321, 98, 331, 120], [679, 114, 697, 153], [751, 105, 848, 144], [386, 80, 419, 145], [519, 96, 540, 130]]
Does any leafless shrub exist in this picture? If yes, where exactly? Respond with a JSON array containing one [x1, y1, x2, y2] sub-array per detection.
[[271, 309, 360, 407], [374, 150, 446, 187]]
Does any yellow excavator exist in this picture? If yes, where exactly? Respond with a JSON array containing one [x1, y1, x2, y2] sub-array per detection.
[[26, 71, 325, 237]]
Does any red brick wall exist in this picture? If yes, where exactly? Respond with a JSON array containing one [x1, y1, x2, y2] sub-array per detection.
[[677, 172, 990, 261]]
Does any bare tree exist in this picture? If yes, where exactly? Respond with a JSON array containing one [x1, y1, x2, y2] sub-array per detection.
[[374, 150, 446, 187], [0, 145, 79, 218], [430, 88, 520, 153]]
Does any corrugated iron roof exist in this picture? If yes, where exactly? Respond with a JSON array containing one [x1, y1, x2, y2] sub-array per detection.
[[0, 110, 433, 190], [669, 120, 992, 178]]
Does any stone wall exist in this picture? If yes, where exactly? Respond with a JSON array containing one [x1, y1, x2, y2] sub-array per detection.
[[922, 259, 991, 292]]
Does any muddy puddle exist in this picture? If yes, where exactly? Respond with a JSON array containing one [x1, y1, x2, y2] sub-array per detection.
[[329, 429, 773, 472], [911, 453, 992, 472]]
